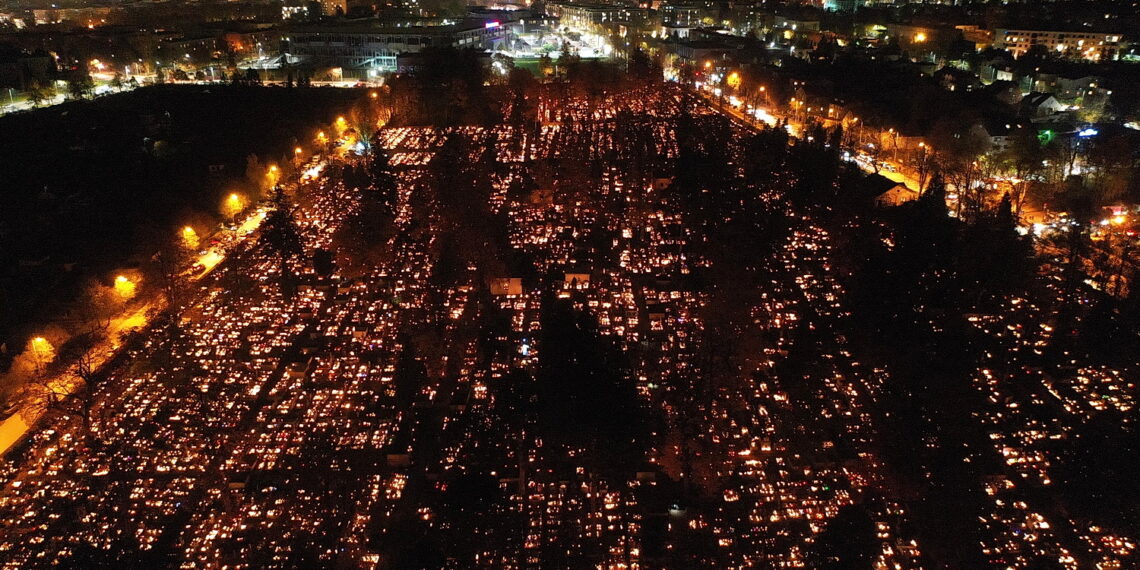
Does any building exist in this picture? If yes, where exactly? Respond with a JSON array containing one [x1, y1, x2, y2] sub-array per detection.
[[1019, 92, 1066, 119], [993, 29, 1127, 61], [665, 39, 736, 69], [661, 24, 693, 39], [934, 66, 981, 92], [316, 0, 348, 16], [882, 23, 959, 55], [547, 3, 651, 30], [955, 25, 993, 50], [980, 118, 1020, 151], [223, 26, 281, 60], [771, 15, 820, 33], [984, 80, 1023, 105], [861, 173, 917, 206], [658, 2, 710, 28], [725, 4, 767, 35], [0, 49, 52, 90], [284, 19, 512, 78], [1031, 71, 1103, 101], [157, 34, 219, 66], [822, 0, 865, 13], [31, 6, 116, 27], [490, 277, 523, 296]]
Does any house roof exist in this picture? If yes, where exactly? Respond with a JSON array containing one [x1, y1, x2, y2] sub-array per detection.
[[859, 173, 907, 198], [985, 79, 1018, 92], [1021, 92, 1057, 108], [934, 66, 977, 81]]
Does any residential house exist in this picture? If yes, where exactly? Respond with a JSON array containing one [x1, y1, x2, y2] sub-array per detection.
[[934, 66, 981, 92], [1032, 71, 1102, 100], [861, 173, 917, 206], [984, 80, 1023, 106], [1019, 92, 1066, 119]]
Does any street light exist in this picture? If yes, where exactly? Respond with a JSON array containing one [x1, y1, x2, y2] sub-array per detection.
[[114, 275, 136, 299], [30, 336, 53, 374], [182, 225, 199, 250], [756, 85, 770, 107], [915, 142, 930, 191], [266, 165, 280, 188], [223, 193, 245, 219], [844, 116, 860, 146]]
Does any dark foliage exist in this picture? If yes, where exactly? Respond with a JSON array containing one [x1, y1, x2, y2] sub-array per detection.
[[535, 297, 649, 479]]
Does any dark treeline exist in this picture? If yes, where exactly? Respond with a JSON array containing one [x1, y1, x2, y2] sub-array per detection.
[[534, 295, 651, 478], [651, 86, 1137, 563], [384, 47, 661, 128], [0, 85, 366, 379]]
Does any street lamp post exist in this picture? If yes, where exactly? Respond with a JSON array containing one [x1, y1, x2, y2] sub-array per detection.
[[845, 116, 859, 148], [916, 142, 929, 192], [30, 337, 50, 376]]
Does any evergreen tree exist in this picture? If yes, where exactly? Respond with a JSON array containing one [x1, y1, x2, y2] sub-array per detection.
[[259, 186, 304, 293]]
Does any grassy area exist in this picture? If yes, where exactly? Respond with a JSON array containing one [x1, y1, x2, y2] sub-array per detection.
[[510, 57, 549, 76], [510, 56, 607, 77]]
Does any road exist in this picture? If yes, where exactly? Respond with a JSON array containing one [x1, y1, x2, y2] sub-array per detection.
[[696, 88, 925, 194], [0, 83, 141, 117]]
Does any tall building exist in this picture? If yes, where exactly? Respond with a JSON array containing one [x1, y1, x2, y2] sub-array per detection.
[[317, 0, 348, 16]]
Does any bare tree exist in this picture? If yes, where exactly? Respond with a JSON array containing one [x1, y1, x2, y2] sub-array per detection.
[[18, 348, 104, 448]]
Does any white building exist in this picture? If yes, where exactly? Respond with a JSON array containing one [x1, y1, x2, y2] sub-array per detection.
[[993, 29, 1127, 61]]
